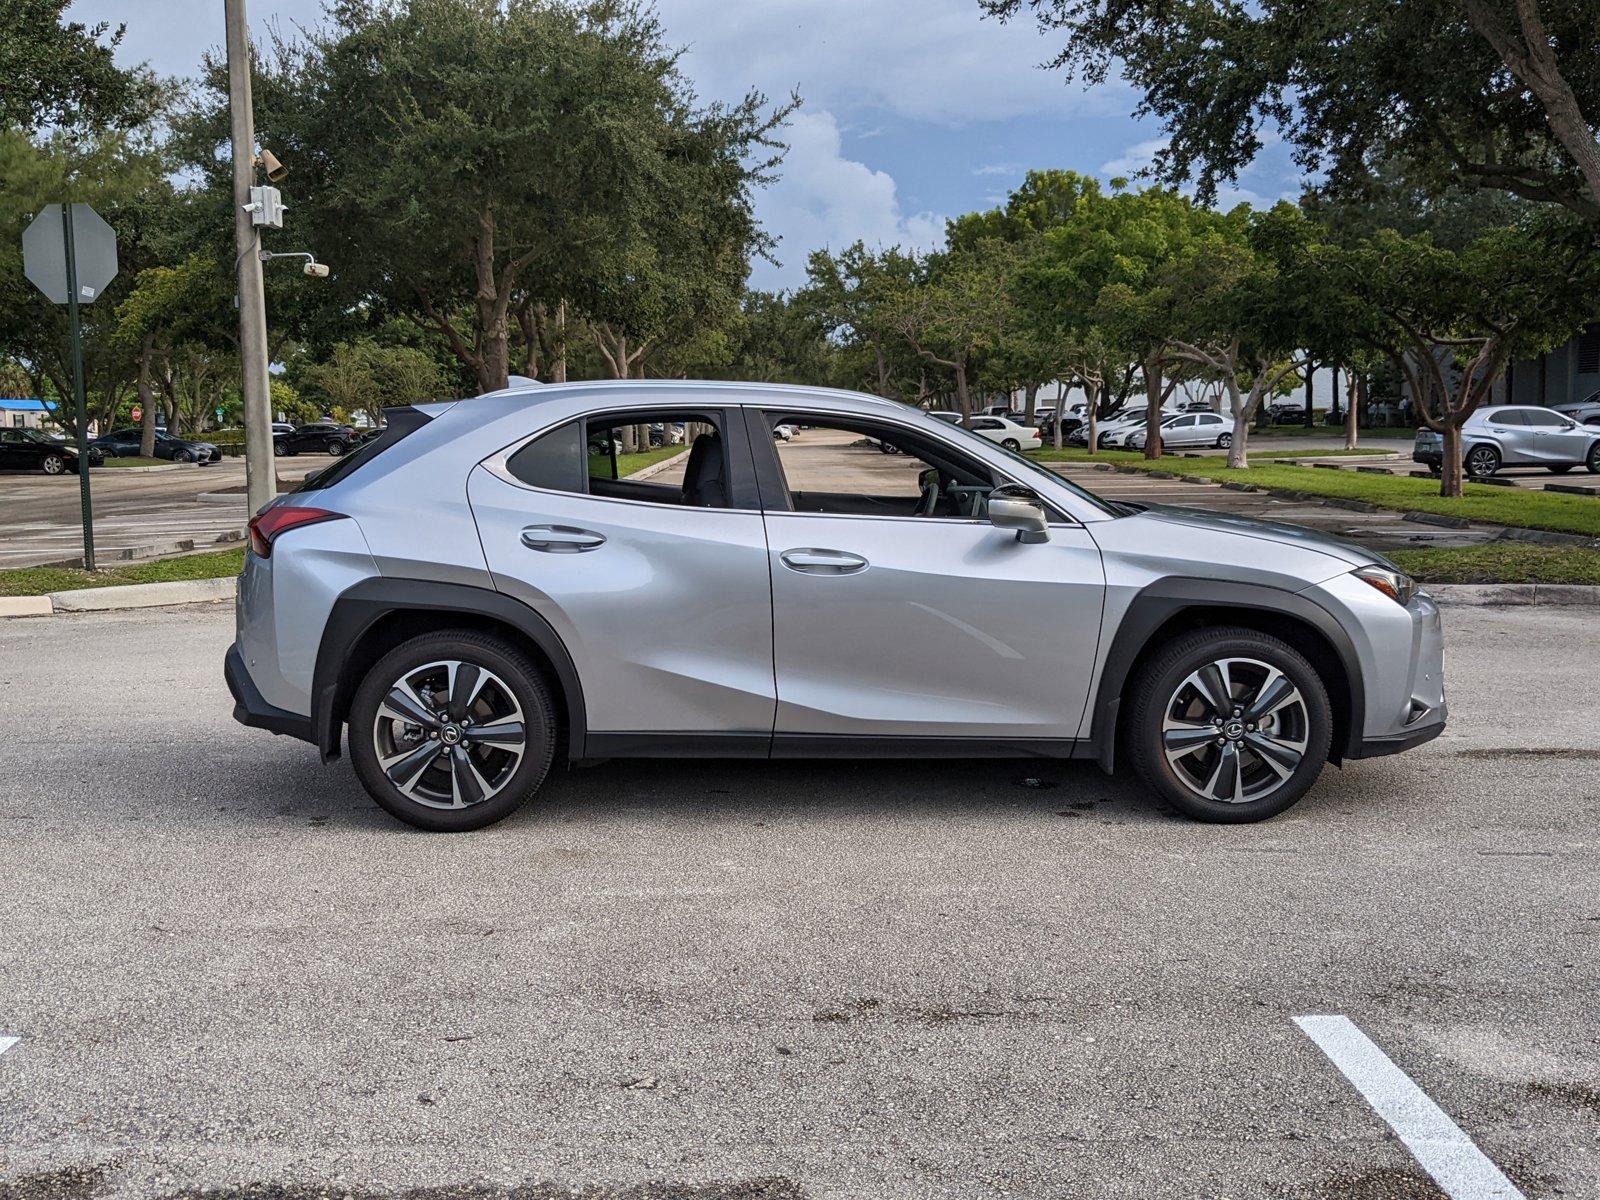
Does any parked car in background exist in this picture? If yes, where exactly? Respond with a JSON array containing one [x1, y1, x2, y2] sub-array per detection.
[[0, 427, 103, 474], [1265, 401, 1309, 425], [272, 422, 296, 436], [1125, 412, 1233, 451], [1413, 405, 1600, 478], [227, 379, 1446, 831], [1551, 393, 1600, 426], [772, 423, 798, 441], [275, 421, 360, 457], [963, 414, 1041, 451], [1080, 411, 1148, 448], [90, 428, 218, 463]]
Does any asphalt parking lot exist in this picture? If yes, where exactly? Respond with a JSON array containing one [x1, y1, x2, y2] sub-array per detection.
[[1, 604, 1596, 1199]]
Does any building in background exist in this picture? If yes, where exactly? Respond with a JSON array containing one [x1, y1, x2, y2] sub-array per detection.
[[1503, 321, 1600, 407], [0, 398, 57, 430]]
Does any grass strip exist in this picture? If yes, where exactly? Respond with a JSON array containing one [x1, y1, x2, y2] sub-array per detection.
[[1388, 544, 1600, 585], [0, 547, 246, 597], [1031, 450, 1600, 538]]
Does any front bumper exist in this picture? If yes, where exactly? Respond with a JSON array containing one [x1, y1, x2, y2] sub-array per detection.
[[1351, 714, 1446, 758], [225, 644, 315, 743]]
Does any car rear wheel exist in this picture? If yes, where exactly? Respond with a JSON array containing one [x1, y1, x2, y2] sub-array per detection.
[[1125, 628, 1333, 823], [1001, 437, 1021, 451], [273, 439, 288, 456], [326, 440, 345, 456], [1216, 432, 1232, 449], [349, 631, 557, 832], [40, 453, 65, 475], [1465, 444, 1500, 478]]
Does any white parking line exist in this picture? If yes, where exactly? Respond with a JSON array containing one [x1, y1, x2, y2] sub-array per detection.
[[1295, 1015, 1526, 1200], [0, 1036, 17, 1056]]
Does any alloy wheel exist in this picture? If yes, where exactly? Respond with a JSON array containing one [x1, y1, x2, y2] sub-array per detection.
[[1466, 446, 1499, 477], [371, 659, 527, 810], [41, 454, 64, 475], [1161, 656, 1309, 805]]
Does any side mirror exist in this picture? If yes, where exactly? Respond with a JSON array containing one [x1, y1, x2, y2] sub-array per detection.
[[988, 484, 1049, 544]]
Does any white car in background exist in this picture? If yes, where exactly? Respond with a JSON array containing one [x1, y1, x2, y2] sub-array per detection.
[[1126, 411, 1234, 450], [963, 414, 1041, 451]]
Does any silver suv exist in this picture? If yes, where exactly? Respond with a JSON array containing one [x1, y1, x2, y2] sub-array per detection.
[[226, 381, 1446, 831], [1413, 405, 1600, 478]]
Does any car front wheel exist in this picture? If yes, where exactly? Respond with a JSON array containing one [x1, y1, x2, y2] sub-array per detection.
[[349, 631, 557, 832], [1217, 432, 1232, 449], [1125, 628, 1333, 823], [40, 453, 65, 475], [1587, 442, 1600, 474]]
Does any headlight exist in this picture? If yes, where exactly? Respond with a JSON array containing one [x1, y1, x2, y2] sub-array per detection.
[[1353, 564, 1417, 606]]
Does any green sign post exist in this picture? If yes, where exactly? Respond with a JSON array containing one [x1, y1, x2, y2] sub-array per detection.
[[21, 203, 118, 571]]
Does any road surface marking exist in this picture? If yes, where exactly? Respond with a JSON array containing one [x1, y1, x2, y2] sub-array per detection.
[[0, 1036, 17, 1057], [1294, 1015, 1526, 1200]]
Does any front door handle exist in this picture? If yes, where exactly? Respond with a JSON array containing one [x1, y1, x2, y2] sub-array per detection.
[[780, 547, 868, 575], [521, 525, 606, 553]]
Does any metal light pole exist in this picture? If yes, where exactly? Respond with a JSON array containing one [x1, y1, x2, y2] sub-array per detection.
[[226, 0, 276, 515]]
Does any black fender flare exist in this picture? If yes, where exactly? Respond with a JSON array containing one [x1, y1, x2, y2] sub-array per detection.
[[311, 577, 587, 763], [1087, 577, 1365, 772]]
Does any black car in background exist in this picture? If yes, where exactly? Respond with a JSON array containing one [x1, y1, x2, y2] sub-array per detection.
[[0, 428, 103, 474], [274, 422, 360, 456], [90, 428, 219, 463]]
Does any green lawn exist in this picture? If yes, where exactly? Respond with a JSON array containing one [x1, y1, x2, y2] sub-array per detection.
[[0, 547, 245, 597], [1030, 450, 1600, 538], [1251, 424, 1414, 439], [1389, 545, 1600, 585], [99, 456, 169, 468], [588, 444, 685, 479]]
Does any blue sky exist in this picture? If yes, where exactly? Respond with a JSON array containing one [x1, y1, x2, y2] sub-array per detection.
[[70, 0, 1302, 290]]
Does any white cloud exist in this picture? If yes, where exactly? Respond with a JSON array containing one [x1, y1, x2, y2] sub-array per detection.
[[972, 163, 1021, 177], [1101, 136, 1295, 210], [658, 0, 1132, 126], [1099, 137, 1169, 179], [750, 110, 946, 291]]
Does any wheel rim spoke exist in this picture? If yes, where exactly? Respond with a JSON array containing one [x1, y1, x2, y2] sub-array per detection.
[[383, 740, 444, 792], [1204, 741, 1243, 803], [1162, 720, 1216, 764], [1192, 662, 1233, 717], [448, 746, 486, 808], [1245, 731, 1306, 779], [1244, 670, 1298, 723], [470, 718, 525, 748], [448, 662, 485, 722], [379, 681, 440, 730]]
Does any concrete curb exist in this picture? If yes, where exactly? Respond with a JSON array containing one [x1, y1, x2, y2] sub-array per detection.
[[47, 576, 237, 614], [92, 462, 188, 474], [21, 529, 246, 571], [630, 448, 691, 481], [1429, 583, 1600, 607]]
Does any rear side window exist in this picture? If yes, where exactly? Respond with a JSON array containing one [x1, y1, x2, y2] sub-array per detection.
[[1520, 408, 1563, 427], [297, 404, 434, 492], [506, 419, 585, 491]]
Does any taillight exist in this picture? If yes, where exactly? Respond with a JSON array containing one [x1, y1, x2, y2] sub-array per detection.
[[248, 506, 345, 558]]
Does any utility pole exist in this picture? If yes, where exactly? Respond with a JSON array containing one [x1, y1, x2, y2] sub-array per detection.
[[226, 0, 276, 515]]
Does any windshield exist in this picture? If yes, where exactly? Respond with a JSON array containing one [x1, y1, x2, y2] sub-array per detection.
[[937, 418, 1120, 517]]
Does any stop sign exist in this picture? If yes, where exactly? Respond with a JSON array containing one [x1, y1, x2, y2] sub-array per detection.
[[22, 204, 119, 304], [131, 406, 142, 422]]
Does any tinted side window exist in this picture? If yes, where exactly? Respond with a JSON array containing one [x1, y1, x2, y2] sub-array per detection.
[[1520, 408, 1563, 427], [506, 419, 586, 492]]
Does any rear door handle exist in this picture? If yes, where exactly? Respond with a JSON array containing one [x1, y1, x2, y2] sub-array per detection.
[[521, 525, 606, 553], [780, 547, 868, 575]]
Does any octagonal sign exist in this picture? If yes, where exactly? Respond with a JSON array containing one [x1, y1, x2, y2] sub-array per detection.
[[22, 203, 118, 304]]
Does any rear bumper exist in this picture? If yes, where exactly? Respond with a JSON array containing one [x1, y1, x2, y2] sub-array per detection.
[[225, 644, 315, 743], [1412, 449, 1442, 465]]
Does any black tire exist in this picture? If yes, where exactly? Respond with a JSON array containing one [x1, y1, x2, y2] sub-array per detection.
[[40, 453, 65, 475], [1549, 464, 1574, 474], [326, 440, 346, 457], [273, 439, 288, 457], [1587, 441, 1600, 475], [173, 448, 192, 463], [1124, 627, 1333, 823], [1217, 432, 1232, 449], [349, 631, 558, 832], [1001, 437, 1021, 451], [1427, 463, 1442, 478], [1464, 444, 1500, 478]]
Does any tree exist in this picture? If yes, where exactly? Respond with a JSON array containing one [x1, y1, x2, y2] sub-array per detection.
[[188, 0, 793, 394], [1326, 216, 1600, 496], [796, 242, 921, 399], [0, 0, 161, 132], [980, 0, 1600, 224]]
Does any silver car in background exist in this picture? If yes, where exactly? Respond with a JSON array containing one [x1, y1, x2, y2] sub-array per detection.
[[1413, 404, 1600, 478], [228, 381, 1446, 831]]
